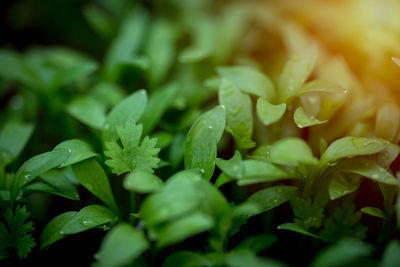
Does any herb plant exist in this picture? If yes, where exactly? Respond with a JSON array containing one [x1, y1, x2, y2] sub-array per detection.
[[1, 0, 400, 266]]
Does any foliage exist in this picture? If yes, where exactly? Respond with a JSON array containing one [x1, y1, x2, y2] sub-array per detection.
[[1, 0, 400, 266]]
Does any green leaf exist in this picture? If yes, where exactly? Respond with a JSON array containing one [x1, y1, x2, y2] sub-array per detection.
[[277, 223, 321, 239], [296, 80, 346, 97], [103, 10, 149, 80], [237, 160, 291, 186], [0, 49, 35, 85], [218, 79, 254, 149], [291, 197, 324, 230], [184, 106, 226, 180], [104, 121, 160, 175], [233, 186, 297, 231], [163, 251, 213, 267], [279, 44, 318, 102], [140, 170, 203, 226], [341, 159, 398, 186], [71, 159, 118, 213], [24, 169, 79, 200], [40, 211, 77, 249], [0, 205, 36, 259], [320, 202, 367, 242], [103, 90, 147, 141], [217, 66, 276, 102], [381, 240, 400, 267], [311, 239, 372, 267], [329, 173, 361, 200], [256, 97, 286, 126], [156, 212, 215, 248], [225, 249, 285, 267], [216, 151, 243, 179], [146, 19, 177, 87], [294, 106, 326, 128], [61, 205, 116, 235], [235, 234, 277, 253], [0, 120, 34, 165], [361, 207, 386, 220], [320, 137, 390, 166], [93, 223, 149, 267], [10, 150, 71, 202], [269, 138, 318, 166], [140, 83, 178, 135], [66, 97, 106, 130], [214, 173, 236, 188], [53, 139, 97, 167], [123, 171, 163, 193]]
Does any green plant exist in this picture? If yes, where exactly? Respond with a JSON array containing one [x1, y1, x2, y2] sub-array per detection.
[[1, 0, 400, 266]]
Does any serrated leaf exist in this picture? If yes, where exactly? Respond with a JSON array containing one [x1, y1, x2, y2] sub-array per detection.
[[269, 138, 318, 166], [294, 106, 326, 128], [217, 66, 276, 102], [329, 173, 361, 200], [156, 212, 215, 248], [320, 137, 390, 166], [123, 171, 163, 193], [256, 97, 286, 126], [279, 44, 318, 102], [40, 211, 77, 249], [61, 205, 116, 234], [0, 205, 36, 259], [66, 97, 106, 130], [93, 223, 149, 267], [218, 79, 254, 149], [361, 207, 386, 220], [53, 139, 97, 167], [0, 120, 34, 165], [103, 90, 147, 141], [10, 150, 71, 202], [104, 121, 160, 175], [71, 159, 118, 213], [184, 106, 226, 180], [216, 151, 243, 179], [277, 223, 321, 238], [140, 83, 178, 135], [311, 239, 372, 267]]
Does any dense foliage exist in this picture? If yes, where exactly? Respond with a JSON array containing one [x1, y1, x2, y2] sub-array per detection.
[[1, 0, 400, 266]]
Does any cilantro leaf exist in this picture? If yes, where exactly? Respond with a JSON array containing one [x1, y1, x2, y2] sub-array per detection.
[[104, 121, 160, 175], [320, 201, 367, 242], [0, 205, 36, 259], [291, 197, 324, 230]]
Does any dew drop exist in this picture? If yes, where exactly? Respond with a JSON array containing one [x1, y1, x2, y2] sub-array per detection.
[[68, 149, 72, 153], [24, 174, 31, 180], [208, 125, 213, 129], [60, 230, 64, 235], [328, 161, 337, 167], [220, 105, 226, 109], [200, 168, 205, 174], [85, 184, 93, 191], [372, 174, 379, 179]]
